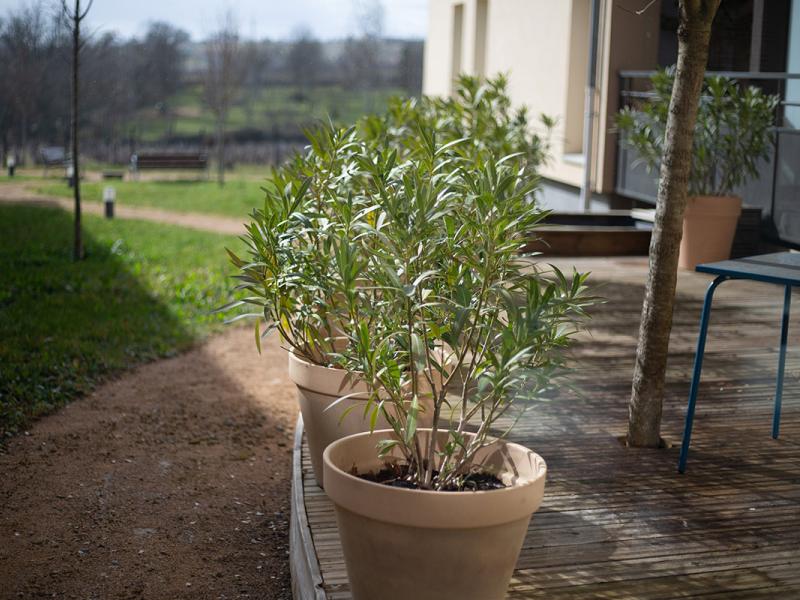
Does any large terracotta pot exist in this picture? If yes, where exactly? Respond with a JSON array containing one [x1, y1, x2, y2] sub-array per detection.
[[288, 352, 438, 488], [680, 195, 742, 270], [323, 429, 547, 600]]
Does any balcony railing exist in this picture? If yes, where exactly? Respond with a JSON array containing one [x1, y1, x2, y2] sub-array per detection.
[[616, 70, 800, 247]]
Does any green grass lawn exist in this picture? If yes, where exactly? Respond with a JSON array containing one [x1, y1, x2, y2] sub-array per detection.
[[134, 84, 403, 141], [0, 173, 44, 183], [35, 177, 268, 218], [0, 204, 245, 437]]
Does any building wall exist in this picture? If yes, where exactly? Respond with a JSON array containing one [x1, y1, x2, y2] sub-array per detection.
[[422, 0, 661, 196], [424, 0, 588, 186], [423, 0, 456, 97]]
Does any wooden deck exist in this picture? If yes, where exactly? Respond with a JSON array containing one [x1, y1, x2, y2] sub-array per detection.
[[291, 257, 800, 599]]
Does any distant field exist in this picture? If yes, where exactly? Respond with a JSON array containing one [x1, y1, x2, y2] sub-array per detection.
[[0, 204, 245, 436], [135, 84, 402, 142], [36, 177, 268, 219]]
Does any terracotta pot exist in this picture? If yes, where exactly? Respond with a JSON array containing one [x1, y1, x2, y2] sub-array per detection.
[[679, 195, 742, 270], [288, 351, 373, 488], [323, 429, 547, 600], [287, 352, 438, 488]]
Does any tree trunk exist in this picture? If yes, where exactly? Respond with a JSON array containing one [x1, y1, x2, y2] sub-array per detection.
[[627, 0, 720, 447], [71, 0, 83, 261], [216, 117, 225, 186], [1, 131, 8, 168], [20, 111, 28, 166]]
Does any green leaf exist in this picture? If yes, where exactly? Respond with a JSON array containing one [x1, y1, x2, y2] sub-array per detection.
[[411, 333, 426, 373], [377, 439, 400, 458], [404, 394, 419, 445]]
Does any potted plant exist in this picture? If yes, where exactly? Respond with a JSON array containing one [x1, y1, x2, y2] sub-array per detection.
[[224, 125, 381, 487], [319, 131, 592, 599], [226, 76, 554, 488], [617, 70, 778, 269], [226, 125, 445, 487], [360, 73, 554, 178]]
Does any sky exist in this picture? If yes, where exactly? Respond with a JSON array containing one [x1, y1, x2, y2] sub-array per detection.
[[0, 0, 429, 41]]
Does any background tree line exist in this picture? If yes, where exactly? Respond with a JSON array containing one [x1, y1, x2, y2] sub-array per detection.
[[0, 1, 423, 166]]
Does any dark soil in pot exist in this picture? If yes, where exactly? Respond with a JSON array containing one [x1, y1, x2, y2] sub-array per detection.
[[353, 461, 507, 491]]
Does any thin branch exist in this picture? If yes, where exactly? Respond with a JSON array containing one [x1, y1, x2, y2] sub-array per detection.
[[79, 0, 94, 20], [617, 0, 658, 16], [61, 0, 93, 22]]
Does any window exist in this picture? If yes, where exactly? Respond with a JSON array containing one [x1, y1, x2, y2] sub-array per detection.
[[657, 0, 792, 73]]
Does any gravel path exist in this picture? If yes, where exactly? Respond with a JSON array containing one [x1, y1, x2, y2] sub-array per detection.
[[0, 328, 297, 599], [0, 183, 245, 235]]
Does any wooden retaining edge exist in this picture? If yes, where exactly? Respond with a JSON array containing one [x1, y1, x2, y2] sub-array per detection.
[[290, 414, 328, 600]]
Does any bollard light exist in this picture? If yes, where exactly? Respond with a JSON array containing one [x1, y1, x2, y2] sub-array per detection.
[[103, 186, 116, 219], [7, 156, 15, 177], [66, 164, 75, 188]]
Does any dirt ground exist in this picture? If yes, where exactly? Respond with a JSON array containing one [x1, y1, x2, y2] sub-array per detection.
[[0, 184, 245, 235], [0, 328, 298, 599]]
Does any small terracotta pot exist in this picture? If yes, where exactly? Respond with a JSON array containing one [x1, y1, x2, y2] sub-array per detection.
[[287, 352, 439, 488], [680, 195, 742, 270], [323, 429, 547, 600]]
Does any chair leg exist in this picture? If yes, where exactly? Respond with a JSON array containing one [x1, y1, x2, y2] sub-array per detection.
[[678, 276, 728, 474], [773, 285, 792, 439]]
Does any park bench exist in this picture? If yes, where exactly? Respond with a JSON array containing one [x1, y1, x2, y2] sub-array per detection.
[[39, 146, 69, 175], [130, 152, 208, 179]]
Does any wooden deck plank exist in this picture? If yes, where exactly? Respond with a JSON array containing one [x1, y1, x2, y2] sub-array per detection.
[[296, 257, 800, 598]]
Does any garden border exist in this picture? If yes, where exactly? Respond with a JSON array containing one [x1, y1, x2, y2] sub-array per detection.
[[290, 414, 328, 600]]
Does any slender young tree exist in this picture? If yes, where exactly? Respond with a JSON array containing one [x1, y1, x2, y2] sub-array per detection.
[[628, 0, 721, 447], [62, 0, 93, 261], [203, 12, 242, 186]]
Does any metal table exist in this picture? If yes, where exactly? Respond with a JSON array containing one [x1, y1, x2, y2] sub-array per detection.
[[679, 252, 799, 473]]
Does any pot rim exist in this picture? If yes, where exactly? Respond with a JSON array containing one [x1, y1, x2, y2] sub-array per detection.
[[287, 348, 369, 396], [323, 428, 547, 528], [288, 346, 345, 372], [687, 194, 742, 200], [324, 431, 545, 497], [684, 195, 743, 217]]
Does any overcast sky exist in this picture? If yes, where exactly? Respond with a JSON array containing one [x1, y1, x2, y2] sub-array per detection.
[[0, 0, 429, 40]]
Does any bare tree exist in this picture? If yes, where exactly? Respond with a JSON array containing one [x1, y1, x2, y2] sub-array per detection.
[[132, 22, 189, 109], [396, 40, 423, 96], [0, 17, 11, 163], [1, 3, 49, 163], [62, 0, 93, 262], [353, 0, 384, 41], [240, 40, 270, 127], [341, 0, 385, 110], [203, 13, 242, 186], [627, 0, 721, 447], [287, 26, 322, 98], [0, 9, 190, 165]]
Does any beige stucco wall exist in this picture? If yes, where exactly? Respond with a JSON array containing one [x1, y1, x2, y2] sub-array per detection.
[[424, 0, 589, 186], [423, 0, 486, 96], [422, 0, 455, 97], [423, 0, 661, 193]]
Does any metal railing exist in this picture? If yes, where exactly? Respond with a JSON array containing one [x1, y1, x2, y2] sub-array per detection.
[[616, 70, 800, 247]]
